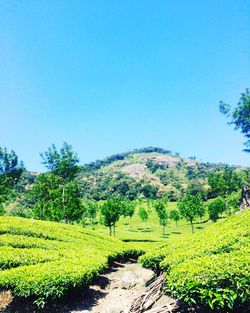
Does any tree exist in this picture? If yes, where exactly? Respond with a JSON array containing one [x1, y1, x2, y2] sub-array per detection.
[[0, 147, 25, 211], [178, 194, 204, 233], [220, 89, 250, 152], [62, 180, 84, 222], [40, 142, 80, 180], [196, 194, 206, 221], [30, 173, 83, 222], [34, 143, 83, 223], [187, 179, 207, 200], [154, 198, 169, 236], [83, 200, 99, 229], [141, 184, 159, 199], [169, 208, 181, 226], [138, 207, 149, 230], [30, 173, 61, 220], [101, 197, 123, 236], [208, 197, 226, 222], [122, 200, 136, 230], [208, 168, 244, 214]]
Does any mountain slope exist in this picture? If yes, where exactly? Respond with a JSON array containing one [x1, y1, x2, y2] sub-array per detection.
[[79, 147, 239, 201]]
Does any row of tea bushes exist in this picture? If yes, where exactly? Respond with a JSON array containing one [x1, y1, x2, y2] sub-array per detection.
[[139, 210, 250, 311], [0, 217, 142, 307]]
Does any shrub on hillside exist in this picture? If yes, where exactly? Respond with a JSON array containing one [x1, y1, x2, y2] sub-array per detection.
[[139, 210, 250, 311]]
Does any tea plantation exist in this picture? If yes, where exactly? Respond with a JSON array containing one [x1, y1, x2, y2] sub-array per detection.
[[0, 217, 142, 307], [139, 209, 250, 311]]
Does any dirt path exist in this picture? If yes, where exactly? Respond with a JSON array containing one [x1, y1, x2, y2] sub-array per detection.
[[67, 263, 156, 313]]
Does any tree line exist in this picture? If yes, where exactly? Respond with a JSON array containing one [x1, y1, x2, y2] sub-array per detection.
[[1, 89, 249, 235]]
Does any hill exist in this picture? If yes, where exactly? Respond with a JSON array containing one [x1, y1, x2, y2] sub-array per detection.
[[0, 216, 141, 308], [79, 147, 241, 201], [139, 209, 250, 311]]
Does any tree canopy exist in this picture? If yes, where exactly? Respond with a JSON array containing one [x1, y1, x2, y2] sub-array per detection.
[[0, 147, 25, 206], [41, 142, 80, 180], [220, 88, 250, 152]]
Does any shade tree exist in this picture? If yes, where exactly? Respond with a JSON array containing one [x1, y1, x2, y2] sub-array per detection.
[[138, 207, 149, 230], [208, 197, 226, 222], [83, 200, 99, 229], [122, 200, 136, 230], [178, 194, 205, 233], [100, 197, 123, 236], [154, 198, 169, 236], [169, 208, 181, 226]]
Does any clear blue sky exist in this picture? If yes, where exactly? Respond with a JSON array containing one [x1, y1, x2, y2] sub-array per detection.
[[0, 0, 250, 171]]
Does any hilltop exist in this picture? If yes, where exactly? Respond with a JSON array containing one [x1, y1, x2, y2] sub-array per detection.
[[79, 147, 240, 201]]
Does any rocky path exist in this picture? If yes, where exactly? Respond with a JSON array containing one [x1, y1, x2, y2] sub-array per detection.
[[68, 263, 156, 313]]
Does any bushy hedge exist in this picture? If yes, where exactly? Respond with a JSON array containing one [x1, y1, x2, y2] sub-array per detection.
[[0, 217, 142, 307], [139, 210, 250, 311]]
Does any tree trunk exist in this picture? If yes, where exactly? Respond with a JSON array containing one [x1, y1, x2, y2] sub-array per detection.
[[113, 224, 116, 237], [62, 185, 66, 220], [176, 221, 177, 227], [130, 216, 132, 231], [91, 217, 95, 230], [224, 191, 230, 215], [109, 226, 112, 236], [190, 220, 194, 234], [162, 225, 166, 237]]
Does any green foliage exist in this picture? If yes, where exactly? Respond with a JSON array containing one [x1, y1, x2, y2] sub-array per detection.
[[100, 197, 124, 236], [146, 159, 168, 173], [141, 183, 159, 199], [169, 208, 181, 226], [40, 142, 80, 180], [227, 191, 241, 213], [29, 173, 83, 222], [0, 202, 4, 216], [122, 200, 136, 218], [138, 207, 149, 223], [29, 144, 83, 223], [0, 216, 142, 307], [187, 179, 207, 199], [220, 89, 250, 152], [139, 210, 250, 311], [82, 200, 99, 229], [208, 197, 226, 222], [154, 198, 169, 236], [80, 172, 141, 200], [178, 194, 205, 233], [208, 167, 245, 199], [0, 147, 25, 204]]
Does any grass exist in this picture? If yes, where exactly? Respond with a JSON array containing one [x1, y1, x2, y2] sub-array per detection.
[[95, 202, 211, 248]]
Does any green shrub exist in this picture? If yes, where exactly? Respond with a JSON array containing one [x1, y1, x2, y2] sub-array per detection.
[[139, 210, 250, 311], [0, 216, 142, 307]]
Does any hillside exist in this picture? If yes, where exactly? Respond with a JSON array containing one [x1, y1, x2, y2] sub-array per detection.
[[79, 147, 241, 201], [0, 217, 141, 308]]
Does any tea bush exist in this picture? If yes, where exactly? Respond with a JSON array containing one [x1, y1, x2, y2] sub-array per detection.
[[139, 210, 250, 311], [0, 216, 142, 307]]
